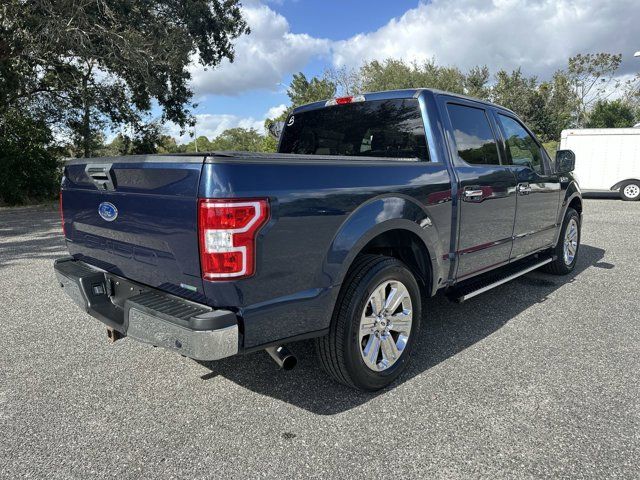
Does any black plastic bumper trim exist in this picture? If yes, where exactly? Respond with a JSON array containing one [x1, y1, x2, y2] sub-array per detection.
[[54, 257, 237, 334]]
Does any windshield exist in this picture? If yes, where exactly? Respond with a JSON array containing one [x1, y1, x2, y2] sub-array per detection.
[[279, 98, 428, 160]]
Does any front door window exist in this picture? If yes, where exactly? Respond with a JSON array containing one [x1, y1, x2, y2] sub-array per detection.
[[498, 114, 544, 174]]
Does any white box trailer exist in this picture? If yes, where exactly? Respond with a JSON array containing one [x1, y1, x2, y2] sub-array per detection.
[[560, 128, 640, 200]]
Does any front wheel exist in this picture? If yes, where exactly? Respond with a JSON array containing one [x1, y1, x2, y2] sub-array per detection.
[[620, 181, 640, 201], [316, 255, 422, 391], [541, 207, 581, 275]]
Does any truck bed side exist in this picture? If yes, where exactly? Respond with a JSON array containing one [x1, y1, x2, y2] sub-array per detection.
[[197, 155, 452, 348]]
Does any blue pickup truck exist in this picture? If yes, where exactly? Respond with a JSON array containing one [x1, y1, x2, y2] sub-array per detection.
[[55, 89, 582, 391]]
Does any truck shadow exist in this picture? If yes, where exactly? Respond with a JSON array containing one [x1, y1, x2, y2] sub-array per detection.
[[581, 192, 620, 200], [198, 244, 607, 415]]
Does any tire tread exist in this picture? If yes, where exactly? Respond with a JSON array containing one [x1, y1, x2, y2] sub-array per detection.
[[316, 254, 394, 388], [540, 207, 579, 275]]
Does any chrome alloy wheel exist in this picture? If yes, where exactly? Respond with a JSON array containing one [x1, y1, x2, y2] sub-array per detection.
[[359, 280, 413, 372], [563, 218, 579, 265], [623, 183, 640, 199]]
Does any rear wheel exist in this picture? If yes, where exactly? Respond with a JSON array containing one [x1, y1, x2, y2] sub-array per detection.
[[316, 255, 422, 391], [541, 207, 580, 275], [620, 181, 640, 201]]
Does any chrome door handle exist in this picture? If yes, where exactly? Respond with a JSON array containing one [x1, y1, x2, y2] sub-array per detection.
[[463, 188, 484, 200], [464, 189, 483, 197], [517, 183, 532, 194]]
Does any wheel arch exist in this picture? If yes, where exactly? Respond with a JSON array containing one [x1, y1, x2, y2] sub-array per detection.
[[568, 196, 582, 215], [611, 178, 640, 191], [356, 228, 434, 299], [322, 195, 446, 298], [553, 184, 582, 245]]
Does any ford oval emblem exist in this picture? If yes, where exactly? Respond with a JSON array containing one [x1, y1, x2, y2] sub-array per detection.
[[98, 202, 118, 222]]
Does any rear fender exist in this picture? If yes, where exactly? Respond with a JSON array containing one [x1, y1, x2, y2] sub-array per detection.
[[322, 195, 445, 297]]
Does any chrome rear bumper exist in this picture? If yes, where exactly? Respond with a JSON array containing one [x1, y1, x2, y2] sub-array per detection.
[[126, 306, 238, 361], [54, 257, 238, 361]]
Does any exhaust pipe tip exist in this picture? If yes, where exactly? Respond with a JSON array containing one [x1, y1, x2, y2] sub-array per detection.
[[281, 354, 297, 371], [265, 346, 297, 371]]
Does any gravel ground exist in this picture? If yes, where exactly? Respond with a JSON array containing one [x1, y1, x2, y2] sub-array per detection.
[[1, 199, 638, 479]]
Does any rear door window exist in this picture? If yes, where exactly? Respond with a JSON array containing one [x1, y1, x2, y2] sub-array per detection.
[[279, 99, 429, 160], [446, 103, 500, 166]]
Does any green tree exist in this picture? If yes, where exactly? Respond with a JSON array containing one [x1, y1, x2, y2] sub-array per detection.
[[0, 111, 59, 205], [267, 54, 624, 159], [94, 122, 182, 155], [586, 100, 635, 128], [260, 132, 278, 153], [183, 136, 214, 153], [567, 53, 622, 127], [157, 135, 179, 154], [129, 123, 166, 154], [95, 122, 176, 155], [96, 133, 129, 157], [210, 128, 267, 151], [492, 69, 578, 142], [359, 59, 466, 94], [464, 66, 491, 100], [1, 0, 248, 157], [168, 128, 275, 153], [622, 73, 640, 123], [359, 59, 418, 92], [419, 62, 466, 94], [491, 69, 539, 119], [324, 66, 361, 96], [540, 71, 577, 141], [287, 73, 337, 108]]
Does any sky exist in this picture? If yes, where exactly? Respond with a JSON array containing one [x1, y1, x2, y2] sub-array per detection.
[[166, 0, 640, 142]]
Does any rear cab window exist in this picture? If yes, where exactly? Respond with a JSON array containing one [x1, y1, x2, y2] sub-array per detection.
[[279, 98, 429, 160]]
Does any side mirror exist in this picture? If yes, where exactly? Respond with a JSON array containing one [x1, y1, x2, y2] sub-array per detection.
[[555, 149, 575, 174], [267, 121, 285, 139]]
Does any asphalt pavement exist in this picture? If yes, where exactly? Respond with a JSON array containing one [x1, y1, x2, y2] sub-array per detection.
[[1, 199, 638, 479]]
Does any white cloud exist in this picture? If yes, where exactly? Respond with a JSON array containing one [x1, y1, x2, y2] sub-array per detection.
[[265, 103, 287, 119], [173, 0, 640, 143], [189, 3, 330, 96], [332, 0, 640, 79], [189, 0, 640, 98]]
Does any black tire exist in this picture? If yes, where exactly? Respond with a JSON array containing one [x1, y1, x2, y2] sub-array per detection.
[[315, 254, 422, 391], [619, 181, 640, 201], [541, 207, 580, 275]]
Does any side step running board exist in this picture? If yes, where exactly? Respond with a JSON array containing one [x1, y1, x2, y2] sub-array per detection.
[[448, 257, 554, 303]]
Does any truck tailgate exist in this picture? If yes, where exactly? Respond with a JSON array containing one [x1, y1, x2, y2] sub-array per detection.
[[61, 155, 206, 297]]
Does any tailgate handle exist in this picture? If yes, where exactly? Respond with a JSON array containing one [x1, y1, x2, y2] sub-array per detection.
[[85, 164, 116, 191]]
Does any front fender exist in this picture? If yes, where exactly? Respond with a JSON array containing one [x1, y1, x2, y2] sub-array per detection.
[[554, 181, 582, 244], [321, 194, 448, 296]]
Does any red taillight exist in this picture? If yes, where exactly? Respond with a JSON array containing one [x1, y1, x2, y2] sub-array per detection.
[[59, 190, 66, 237], [198, 199, 269, 280]]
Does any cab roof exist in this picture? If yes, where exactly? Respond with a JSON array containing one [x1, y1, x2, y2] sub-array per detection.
[[292, 88, 516, 116]]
